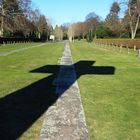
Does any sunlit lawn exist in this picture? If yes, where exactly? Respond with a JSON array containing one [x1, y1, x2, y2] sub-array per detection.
[[0, 42, 64, 139], [71, 41, 140, 140], [0, 43, 42, 53], [1, 40, 140, 140]]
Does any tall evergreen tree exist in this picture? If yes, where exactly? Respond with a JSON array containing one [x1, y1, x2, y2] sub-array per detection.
[[105, 2, 122, 37]]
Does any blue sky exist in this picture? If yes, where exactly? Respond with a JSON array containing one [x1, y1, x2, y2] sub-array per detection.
[[32, 0, 114, 26]]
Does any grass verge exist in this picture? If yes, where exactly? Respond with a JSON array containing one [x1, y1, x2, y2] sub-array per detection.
[[0, 42, 64, 140], [71, 41, 140, 140]]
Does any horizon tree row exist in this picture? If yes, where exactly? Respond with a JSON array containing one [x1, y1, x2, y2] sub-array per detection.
[[64, 0, 140, 41]]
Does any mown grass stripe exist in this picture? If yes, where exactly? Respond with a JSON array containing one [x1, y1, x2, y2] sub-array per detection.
[[0, 43, 46, 56]]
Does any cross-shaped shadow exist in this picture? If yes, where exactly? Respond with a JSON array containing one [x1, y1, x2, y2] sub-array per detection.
[[0, 60, 115, 139]]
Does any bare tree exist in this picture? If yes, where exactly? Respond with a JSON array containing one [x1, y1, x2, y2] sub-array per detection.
[[128, 0, 140, 39], [0, 0, 51, 39], [67, 24, 76, 42], [54, 25, 63, 41], [35, 15, 48, 39], [122, 0, 140, 39], [0, 0, 4, 36], [0, 0, 31, 37], [74, 22, 87, 39]]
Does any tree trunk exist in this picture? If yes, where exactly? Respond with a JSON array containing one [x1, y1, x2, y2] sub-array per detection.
[[82, 34, 84, 39], [0, 5, 4, 37], [94, 33, 97, 39], [130, 15, 140, 39], [132, 14, 140, 39], [128, 1, 140, 39]]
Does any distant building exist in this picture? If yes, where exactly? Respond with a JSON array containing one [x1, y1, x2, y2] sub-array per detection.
[[50, 35, 55, 41]]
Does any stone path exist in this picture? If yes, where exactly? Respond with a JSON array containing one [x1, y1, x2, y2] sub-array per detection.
[[0, 43, 46, 56], [40, 42, 89, 140]]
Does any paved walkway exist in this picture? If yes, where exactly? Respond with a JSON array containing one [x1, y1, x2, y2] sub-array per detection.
[[40, 42, 89, 140], [0, 43, 45, 56]]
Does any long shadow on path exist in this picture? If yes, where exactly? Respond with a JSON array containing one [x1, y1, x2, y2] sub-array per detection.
[[0, 60, 115, 139]]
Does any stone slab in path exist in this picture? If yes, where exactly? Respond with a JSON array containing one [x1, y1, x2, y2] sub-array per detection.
[[39, 42, 89, 140]]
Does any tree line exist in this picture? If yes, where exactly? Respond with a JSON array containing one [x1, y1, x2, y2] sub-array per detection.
[[1, 0, 140, 41], [0, 0, 53, 40], [56, 0, 140, 42]]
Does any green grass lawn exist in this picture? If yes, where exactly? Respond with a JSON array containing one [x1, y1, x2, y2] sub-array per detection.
[[0, 43, 42, 54], [0, 42, 64, 139], [71, 41, 140, 140], [1, 41, 140, 140]]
